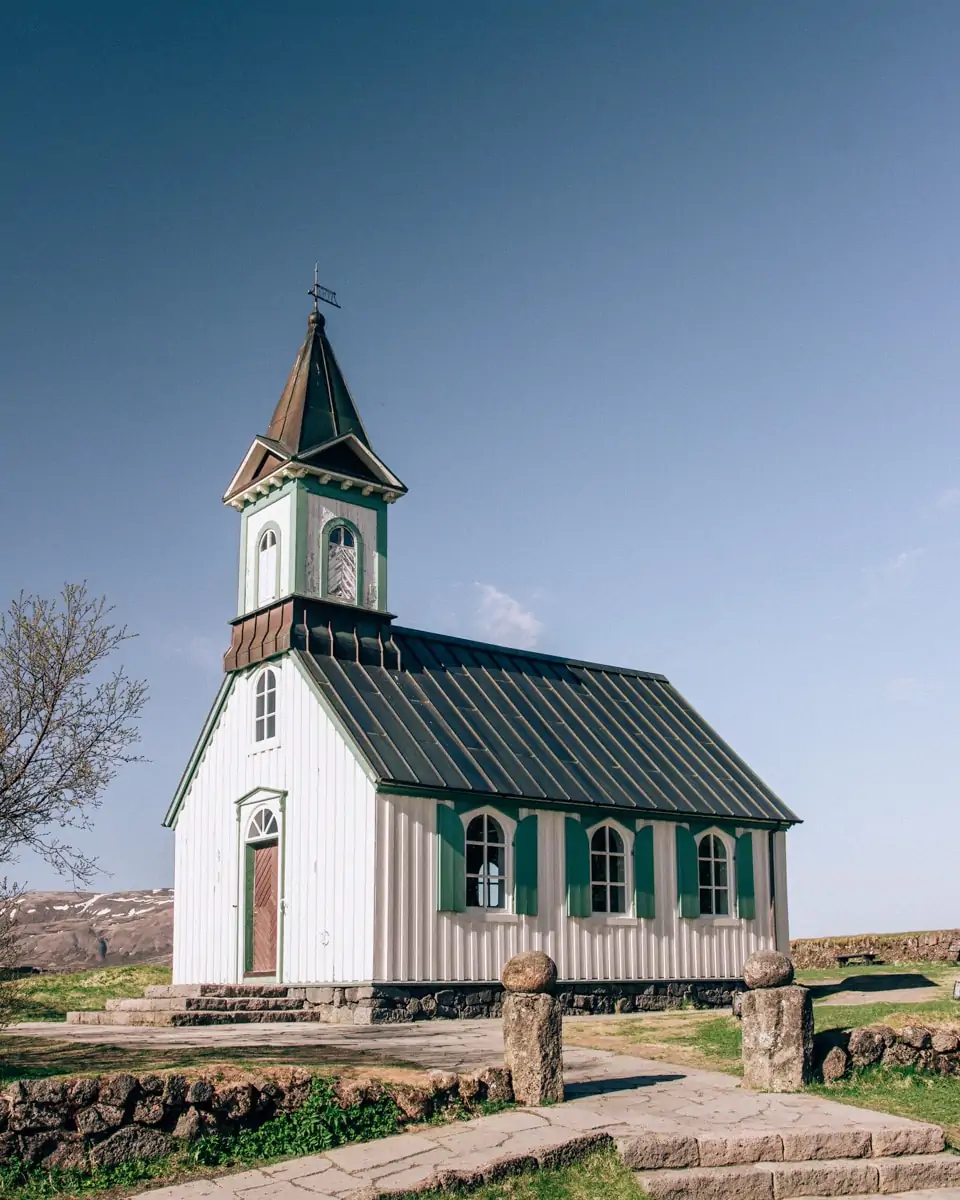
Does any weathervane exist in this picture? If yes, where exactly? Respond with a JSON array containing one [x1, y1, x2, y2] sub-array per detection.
[[308, 263, 341, 312]]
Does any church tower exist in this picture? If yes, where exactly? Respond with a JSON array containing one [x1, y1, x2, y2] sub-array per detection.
[[221, 306, 406, 671]]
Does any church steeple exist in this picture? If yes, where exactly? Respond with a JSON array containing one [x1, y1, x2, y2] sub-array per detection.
[[222, 299, 405, 643]]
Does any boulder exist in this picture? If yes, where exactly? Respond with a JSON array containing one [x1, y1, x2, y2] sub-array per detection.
[[172, 1108, 203, 1141], [501, 951, 557, 994], [847, 1027, 883, 1067], [743, 950, 794, 990], [932, 1029, 960, 1054], [899, 1025, 932, 1050], [476, 1066, 514, 1104], [821, 1046, 849, 1084], [90, 1126, 171, 1169], [98, 1074, 138, 1109]]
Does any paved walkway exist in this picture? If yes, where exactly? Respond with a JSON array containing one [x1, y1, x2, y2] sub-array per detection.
[[127, 1044, 946, 1200]]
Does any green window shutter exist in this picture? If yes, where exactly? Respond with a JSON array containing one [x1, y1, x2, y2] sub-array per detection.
[[436, 803, 466, 913], [634, 824, 656, 919], [736, 831, 756, 920], [514, 814, 539, 917], [565, 817, 591, 917], [243, 843, 255, 973], [675, 825, 700, 918]]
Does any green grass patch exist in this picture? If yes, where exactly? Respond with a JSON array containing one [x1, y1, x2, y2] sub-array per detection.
[[814, 999, 959, 1035], [812, 1066, 960, 1146], [795, 961, 955, 984], [7, 966, 172, 1022], [409, 1148, 645, 1200], [0, 1076, 507, 1200]]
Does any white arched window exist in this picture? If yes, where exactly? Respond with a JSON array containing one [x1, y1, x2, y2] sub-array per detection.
[[247, 807, 279, 842], [465, 813, 506, 909], [590, 825, 626, 913], [254, 669, 277, 742], [257, 529, 279, 607], [326, 523, 358, 604], [698, 833, 729, 915]]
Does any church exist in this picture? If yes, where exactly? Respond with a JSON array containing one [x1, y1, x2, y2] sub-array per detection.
[[164, 300, 800, 1022]]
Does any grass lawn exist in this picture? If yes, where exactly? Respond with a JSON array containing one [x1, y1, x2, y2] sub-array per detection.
[[411, 1150, 644, 1200], [809, 1067, 960, 1147], [8, 965, 172, 1021]]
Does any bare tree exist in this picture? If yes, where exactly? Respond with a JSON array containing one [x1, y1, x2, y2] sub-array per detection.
[[0, 584, 148, 1006]]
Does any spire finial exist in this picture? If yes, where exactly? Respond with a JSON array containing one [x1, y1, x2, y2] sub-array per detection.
[[308, 263, 341, 314]]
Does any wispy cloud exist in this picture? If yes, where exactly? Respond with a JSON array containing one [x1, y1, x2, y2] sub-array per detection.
[[473, 583, 542, 649], [936, 487, 960, 511], [862, 548, 924, 608]]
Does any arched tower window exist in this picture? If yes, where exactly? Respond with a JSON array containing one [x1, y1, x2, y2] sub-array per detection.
[[257, 529, 279, 607], [254, 668, 277, 742], [590, 825, 626, 913], [698, 833, 729, 915], [325, 522, 360, 604], [465, 813, 506, 909]]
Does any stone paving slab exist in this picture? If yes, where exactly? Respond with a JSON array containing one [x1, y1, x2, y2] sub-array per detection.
[[129, 1046, 944, 1199]]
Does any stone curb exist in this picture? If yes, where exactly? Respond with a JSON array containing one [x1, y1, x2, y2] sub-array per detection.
[[351, 1132, 614, 1199]]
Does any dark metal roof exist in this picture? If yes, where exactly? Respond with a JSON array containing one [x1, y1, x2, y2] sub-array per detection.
[[297, 627, 799, 825]]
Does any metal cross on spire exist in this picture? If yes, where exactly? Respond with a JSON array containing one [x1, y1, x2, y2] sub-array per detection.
[[308, 263, 341, 312]]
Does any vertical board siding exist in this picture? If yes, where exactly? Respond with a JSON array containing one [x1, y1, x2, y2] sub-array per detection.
[[172, 660, 376, 985], [772, 830, 790, 952], [373, 798, 778, 982]]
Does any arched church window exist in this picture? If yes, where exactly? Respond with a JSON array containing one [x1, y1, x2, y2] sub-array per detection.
[[325, 522, 359, 604], [465, 813, 506, 909], [254, 668, 277, 742], [590, 825, 627, 913], [247, 807, 279, 842], [257, 529, 279, 607], [698, 833, 730, 916]]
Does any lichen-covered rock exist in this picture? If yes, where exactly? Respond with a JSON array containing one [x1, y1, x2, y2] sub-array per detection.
[[41, 1138, 88, 1171], [391, 1084, 432, 1121], [932, 1029, 960, 1054], [477, 1066, 514, 1104], [75, 1103, 125, 1135], [90, 1125, 171, 1169], [741, 985, 813, 1091], [98, 1074, 138, 1109], [743, 951, 794, 990], [0, 1132, 19, 1163], [68, 1078, 99, 1107], [502, 951, 558, 994], [0, 1098, 8, 1132], [212, 1084, 255, 1123], [185, 1079, 213, 1106], [821, 1046, 849, 1083], [162, 1074, 188, 1108], [458, 1073, 482, 1103], [847, 1028, 883, 1067], [139, 1075, 164, 1097], [873, 1025, 897, 1047], [883, 1041, 920, 1068], [503, 992, 563, 1104], [21, 1079, 66, 1105], [428, 1070, 459, 1097], [18, 1133, 59, 1165], [900, 1025, 932, 1050], [172, 1108, 203, 1141], [8, 1103, 65, 1133], [133, 1100, 165, 1126]]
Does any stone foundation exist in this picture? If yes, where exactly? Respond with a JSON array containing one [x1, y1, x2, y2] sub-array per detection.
[[290, 978, 743, 1024]]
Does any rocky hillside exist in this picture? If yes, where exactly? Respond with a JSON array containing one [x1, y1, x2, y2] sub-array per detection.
[[2, 890, 173, 972]]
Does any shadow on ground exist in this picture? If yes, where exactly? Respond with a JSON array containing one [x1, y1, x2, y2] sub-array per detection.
[[0, 1037, 416, 1083], [807, 973, 940, 1001], [566, 1073, 686, 1099]]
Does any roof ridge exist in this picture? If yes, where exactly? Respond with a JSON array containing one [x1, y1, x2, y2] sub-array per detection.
[[390, 624, 670, 682]]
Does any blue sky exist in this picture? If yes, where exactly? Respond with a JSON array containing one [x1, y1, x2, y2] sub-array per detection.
[[2, 2, 959, 937]]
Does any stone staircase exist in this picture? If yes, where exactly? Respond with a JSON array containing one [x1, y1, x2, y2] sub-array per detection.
[[66, 984, 326, 1027], [620, 1128, 960, 1199]]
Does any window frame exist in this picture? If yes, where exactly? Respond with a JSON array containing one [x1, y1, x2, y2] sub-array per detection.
[[321, 518, 364, 606], [252, 666, 279, 747], [587, 820, 633, 917], [460, 806, 515, 917], [696, 830, 732, 918], [253, 522, 282, 610]]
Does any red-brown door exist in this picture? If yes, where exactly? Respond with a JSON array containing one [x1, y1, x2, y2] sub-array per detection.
[[250, 841, 279, 976]]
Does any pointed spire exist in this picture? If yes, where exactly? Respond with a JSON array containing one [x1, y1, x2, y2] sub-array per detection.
[[266, 310, 370, 455]]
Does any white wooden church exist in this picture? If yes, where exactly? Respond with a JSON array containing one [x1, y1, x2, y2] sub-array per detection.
[[164, 302, 799, 1020]]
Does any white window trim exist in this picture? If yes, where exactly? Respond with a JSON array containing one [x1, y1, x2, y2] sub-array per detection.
[[250, 665, 281, 751], [585, 818, 635, 919], [695, 827, 737, 919], [461, 806, 516, 915], [252, 521, 282, 610]]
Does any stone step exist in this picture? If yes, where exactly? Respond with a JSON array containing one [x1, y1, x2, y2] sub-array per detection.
[[638, 1154, 960, 1200], [144, 984, 290, 999], [105, 996, 306, 1013], [66, 1007, 325, 1027], [66, 1011, 179, 1026]]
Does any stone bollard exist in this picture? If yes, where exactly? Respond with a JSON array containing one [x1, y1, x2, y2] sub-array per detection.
[[740, 950, 813, 1092], [501, 951, 564, 1105]]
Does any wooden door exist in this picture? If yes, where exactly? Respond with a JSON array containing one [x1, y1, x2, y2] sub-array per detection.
[[250, 841, 279, 976]]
